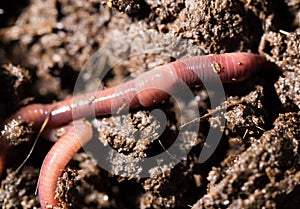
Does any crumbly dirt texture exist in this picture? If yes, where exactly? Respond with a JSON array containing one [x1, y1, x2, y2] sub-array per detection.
[[1, 0, 300, 208]]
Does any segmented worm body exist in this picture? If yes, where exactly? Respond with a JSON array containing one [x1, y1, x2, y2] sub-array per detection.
[[38, 121, 93, 209], [0, 52, 273, 208], [3, 53, 267, 130]]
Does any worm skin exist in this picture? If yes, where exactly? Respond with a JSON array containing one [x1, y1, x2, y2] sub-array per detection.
[[3, 52, 269, 130], [0, 52, 269, 177], [38, 120, 93, 209]]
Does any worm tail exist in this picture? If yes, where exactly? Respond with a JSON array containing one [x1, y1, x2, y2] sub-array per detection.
[[177, 52, 268, 85], [207, 52, 267, 83], [38, 120, 93, 209]]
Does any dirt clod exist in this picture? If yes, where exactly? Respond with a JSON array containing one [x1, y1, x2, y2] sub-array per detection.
[[193, 112, 300, 209], [0, 167, 39, 209], [259, 29, 300, 71], [1, 119, 33, 146]]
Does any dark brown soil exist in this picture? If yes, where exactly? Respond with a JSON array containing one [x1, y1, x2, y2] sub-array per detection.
[[1, 0, 300, 208]]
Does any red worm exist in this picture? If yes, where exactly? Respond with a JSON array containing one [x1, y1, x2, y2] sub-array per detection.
[[38, 120, 93, 209], [0, 52, 269, 175], [0, 52, 272, 206], [2, 52, 269, 131]]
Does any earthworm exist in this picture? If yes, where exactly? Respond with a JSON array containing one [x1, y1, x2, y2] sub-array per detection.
[[2, 52, 270, 131], [0, 52, 271, 178], [0, 52, 273, 206], [38, 120, 93, 209]]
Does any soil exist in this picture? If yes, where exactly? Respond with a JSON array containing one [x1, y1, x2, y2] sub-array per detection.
[[0, 0, 300, 208]]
